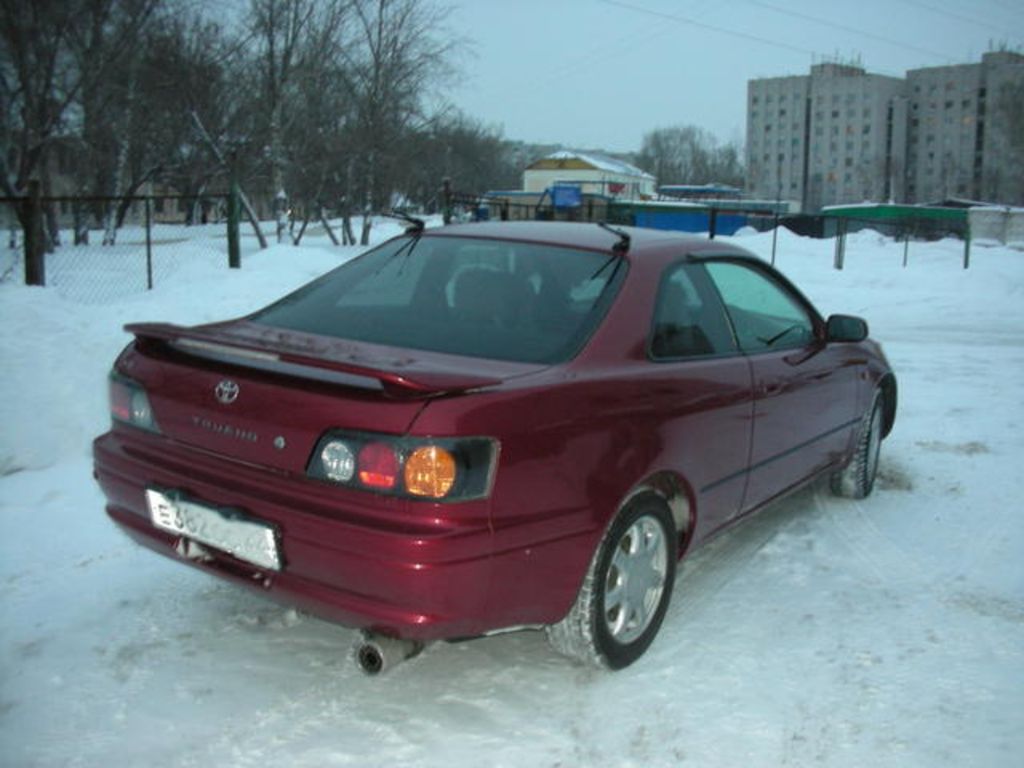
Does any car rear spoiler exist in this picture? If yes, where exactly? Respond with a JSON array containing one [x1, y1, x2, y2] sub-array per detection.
[[124, 322, 504, 398]]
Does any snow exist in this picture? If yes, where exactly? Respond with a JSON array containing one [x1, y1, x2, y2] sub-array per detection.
[[542, 150, 655, 180], [2, 222, 1023, 767]]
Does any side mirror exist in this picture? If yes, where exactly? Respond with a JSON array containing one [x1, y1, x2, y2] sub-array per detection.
[[826, 314, 868, 343]]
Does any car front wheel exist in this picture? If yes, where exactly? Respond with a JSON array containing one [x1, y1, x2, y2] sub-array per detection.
[[831, 393, 883, 499], [547, 495, 676, 669]]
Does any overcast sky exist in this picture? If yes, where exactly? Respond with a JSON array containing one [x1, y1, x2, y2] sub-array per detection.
[[444, 0, 1024, 153]]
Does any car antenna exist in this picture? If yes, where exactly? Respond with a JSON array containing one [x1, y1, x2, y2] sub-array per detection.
[[384, 210, 426, 234], [597, 221, 630, 254]]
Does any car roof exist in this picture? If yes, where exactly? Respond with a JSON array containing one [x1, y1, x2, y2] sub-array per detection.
[[422, 221, 746, 260]]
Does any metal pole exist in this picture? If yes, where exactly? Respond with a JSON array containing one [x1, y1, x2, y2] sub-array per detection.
[[709, 208, 718, 240], [145, 197, 153, 290], [841, 220, 847, 270], [771, 213, 779, 265], [227, 182, 241, 268], [833, 218, 845, 270], [24, 180, 45, 286], [902, 232, 909, 268], [963, 222, 971, 269], [442, 177, 452, 225]]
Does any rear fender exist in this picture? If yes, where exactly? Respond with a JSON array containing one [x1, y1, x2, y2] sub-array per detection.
[[617, 470, 696, 558]]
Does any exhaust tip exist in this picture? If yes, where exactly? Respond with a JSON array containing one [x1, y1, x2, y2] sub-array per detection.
[[357, 643, 385, 676], [354, 632, 425, 676]]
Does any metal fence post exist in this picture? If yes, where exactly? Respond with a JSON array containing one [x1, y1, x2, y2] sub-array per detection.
[[227, 183, 241, 269], [145, 197, 153, 289], [771, 213, 779, 265], [24, 180, 45, 286], [963, 222, 971, 269], [708, 208, 718, 240], [833, 218, 846, 270], [902, 232, 909, 268], [442, 177, 453, 226]]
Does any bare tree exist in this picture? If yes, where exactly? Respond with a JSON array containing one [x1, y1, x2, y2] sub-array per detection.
[[2, 0, 467, 261], [274, 0, 353, 241], [190, 110, 268, 249], [246, 0, 349, 242], [636, 125, 744, 188], [1, 0, 157, 250], [395, 112, 518, 209], [133, 13, 259, 226], [249, 0, 307, 241], [342, 0, 457, 243]]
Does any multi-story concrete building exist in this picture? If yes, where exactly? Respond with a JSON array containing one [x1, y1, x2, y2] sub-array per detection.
[[747, 63, 906, 211], [906, 51, 1024, 204], [746, 51, 1024, 210]]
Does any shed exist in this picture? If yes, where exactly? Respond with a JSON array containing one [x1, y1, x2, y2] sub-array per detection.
[[523, 151, 655, 200]]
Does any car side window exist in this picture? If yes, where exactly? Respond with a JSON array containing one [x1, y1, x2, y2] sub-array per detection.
[[650, 264, 735, 359], [704, 261, 815, 352]]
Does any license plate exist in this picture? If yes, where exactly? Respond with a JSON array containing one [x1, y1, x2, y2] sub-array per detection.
[[146, 488, 282, 571]]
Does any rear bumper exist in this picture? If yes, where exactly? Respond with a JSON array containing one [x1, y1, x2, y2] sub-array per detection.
[[93, 429, 497, 640]]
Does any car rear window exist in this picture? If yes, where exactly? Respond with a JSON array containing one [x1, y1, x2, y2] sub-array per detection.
[[251, 234, 626, 364]]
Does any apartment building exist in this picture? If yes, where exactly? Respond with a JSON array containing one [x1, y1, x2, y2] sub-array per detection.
[[747, 63, 905, 211], [906, 51, 1024, 204], [746, 51, 1023, 211]]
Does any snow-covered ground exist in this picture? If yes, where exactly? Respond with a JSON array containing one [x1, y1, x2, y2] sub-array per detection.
[[1, 222, 1022, 767]]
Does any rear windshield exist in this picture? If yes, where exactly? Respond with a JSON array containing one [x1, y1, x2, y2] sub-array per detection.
[[251, 234, 626, 364]]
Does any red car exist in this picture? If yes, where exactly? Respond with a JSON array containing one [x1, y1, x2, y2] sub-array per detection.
[[93, 221, 896, 672]]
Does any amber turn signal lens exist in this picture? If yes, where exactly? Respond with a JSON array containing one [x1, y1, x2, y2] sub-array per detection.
[[404, 446, 457, 498]]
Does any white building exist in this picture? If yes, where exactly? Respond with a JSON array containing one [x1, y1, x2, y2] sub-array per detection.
[[906, 51, 1024, 204], [747, 52, 1024, 210], [523, 151, 656, 199], [747, 63, 906, 212]]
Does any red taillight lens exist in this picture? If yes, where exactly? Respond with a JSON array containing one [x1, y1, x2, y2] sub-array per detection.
[[110, 377, 134, 422], [108, 373, 160, 433], [357, 442, 399, 489]]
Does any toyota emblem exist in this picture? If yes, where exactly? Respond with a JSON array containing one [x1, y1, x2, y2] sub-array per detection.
[[215, 379, 240, 404]]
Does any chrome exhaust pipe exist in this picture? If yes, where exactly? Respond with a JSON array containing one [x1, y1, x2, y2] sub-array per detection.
[[355, 632, 424, 676]]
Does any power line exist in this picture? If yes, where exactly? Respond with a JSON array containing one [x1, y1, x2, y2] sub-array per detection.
[[596, 0, 819, 58], [897, 0, 1022, 38], [597, 0, 916, 78], [467, 18, 676, 113], [743, 0, 956, 63], [539, 21, 674, 85], [990, 0, 1024, 18]]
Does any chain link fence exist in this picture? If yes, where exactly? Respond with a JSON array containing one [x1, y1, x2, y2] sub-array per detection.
[[1, 193, 238, 304], [443, 186, 975, 269]]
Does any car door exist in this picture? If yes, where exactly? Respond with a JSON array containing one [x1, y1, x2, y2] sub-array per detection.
[[702, 259, 860, 514], [647, 262, 754, 534]]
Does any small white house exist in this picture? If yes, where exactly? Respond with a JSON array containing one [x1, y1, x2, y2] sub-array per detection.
[[523, 151, 656, 200]]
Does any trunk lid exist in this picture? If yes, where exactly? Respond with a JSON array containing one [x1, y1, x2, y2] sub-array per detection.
[[121, 320, 542, 473]]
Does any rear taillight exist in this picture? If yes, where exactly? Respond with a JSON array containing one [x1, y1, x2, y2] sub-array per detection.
[[308, 431, 497, 501], [109, 373, 161, 433], [357, 442, 400, 490], [405, 445, 456, 498]]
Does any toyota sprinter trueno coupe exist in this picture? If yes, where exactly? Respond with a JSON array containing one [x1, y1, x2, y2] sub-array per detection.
[[93, 221, 896, 672]]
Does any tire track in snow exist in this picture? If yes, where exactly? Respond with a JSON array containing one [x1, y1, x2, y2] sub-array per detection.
[[810, 481, 931, 589], [668, 495, 807, 620]]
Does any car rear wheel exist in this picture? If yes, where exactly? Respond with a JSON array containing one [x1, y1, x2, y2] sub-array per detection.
[[547, 495, 676, 669], [830, 393, 883, 499]]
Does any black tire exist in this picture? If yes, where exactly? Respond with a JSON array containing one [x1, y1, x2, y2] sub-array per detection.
[[547, 496, 676, 670], [830, 393, 884, 499]]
